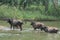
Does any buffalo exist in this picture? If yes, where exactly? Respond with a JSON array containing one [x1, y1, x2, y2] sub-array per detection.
[[7, 19, 23, 31], [31, 21, 44, 30], [42, 26, 59, 33]]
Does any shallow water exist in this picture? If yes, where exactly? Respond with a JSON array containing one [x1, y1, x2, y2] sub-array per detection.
[[0, 21, 60, 40], [0, 26, 33, 32], [0, 33, 20, 37]]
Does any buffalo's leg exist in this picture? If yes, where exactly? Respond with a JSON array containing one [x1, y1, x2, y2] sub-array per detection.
[[20, 26, 22, 31], [40, 28, 43, 31], [19, 25, 22, 31], [10, 25, 13, 29], [13, 26, 15, 30], [34, 28, 36, 30]]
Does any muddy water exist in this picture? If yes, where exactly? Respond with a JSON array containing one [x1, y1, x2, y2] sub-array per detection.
[[0, 21, 60, 40], [0, 26, 43, 37], [0, 26, 33, 32]]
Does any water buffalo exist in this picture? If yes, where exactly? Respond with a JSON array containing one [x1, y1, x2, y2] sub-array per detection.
[[42, 26, 59, 33], [31, 21, 44, 30], [7, 19, 23, 31]]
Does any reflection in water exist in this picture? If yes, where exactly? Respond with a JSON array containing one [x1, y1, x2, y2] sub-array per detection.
[[0, 25, 60, 40], [46, 33, 60, 40], [32, 31, 60, 40], [0, 33, 20, 37], [0, 27, 33, 32]]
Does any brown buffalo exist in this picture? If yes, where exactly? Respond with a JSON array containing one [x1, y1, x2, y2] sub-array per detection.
[[31, 21, 44, 30], [7, 19, 23, 31], [42, 26, 59, 33]]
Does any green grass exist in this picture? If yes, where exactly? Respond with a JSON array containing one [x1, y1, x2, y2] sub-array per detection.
[[0, 5, 59, 20]]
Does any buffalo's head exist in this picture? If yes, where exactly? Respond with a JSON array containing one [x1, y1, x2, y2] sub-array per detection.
[[31, 21, 35, 25], [7, 18, 13, 24]]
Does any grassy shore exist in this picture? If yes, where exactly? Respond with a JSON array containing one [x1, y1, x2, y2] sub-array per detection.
[[0, 5, 59, 21]]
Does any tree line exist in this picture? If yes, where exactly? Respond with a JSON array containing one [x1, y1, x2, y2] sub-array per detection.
[[0, 0, 58, 11], [0, 0, 60, 20]]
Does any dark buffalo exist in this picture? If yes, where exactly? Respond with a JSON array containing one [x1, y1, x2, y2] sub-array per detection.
[[42, 26, 59, 33], [31, 21, 44, 30], [7, 19, 23, 31]]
